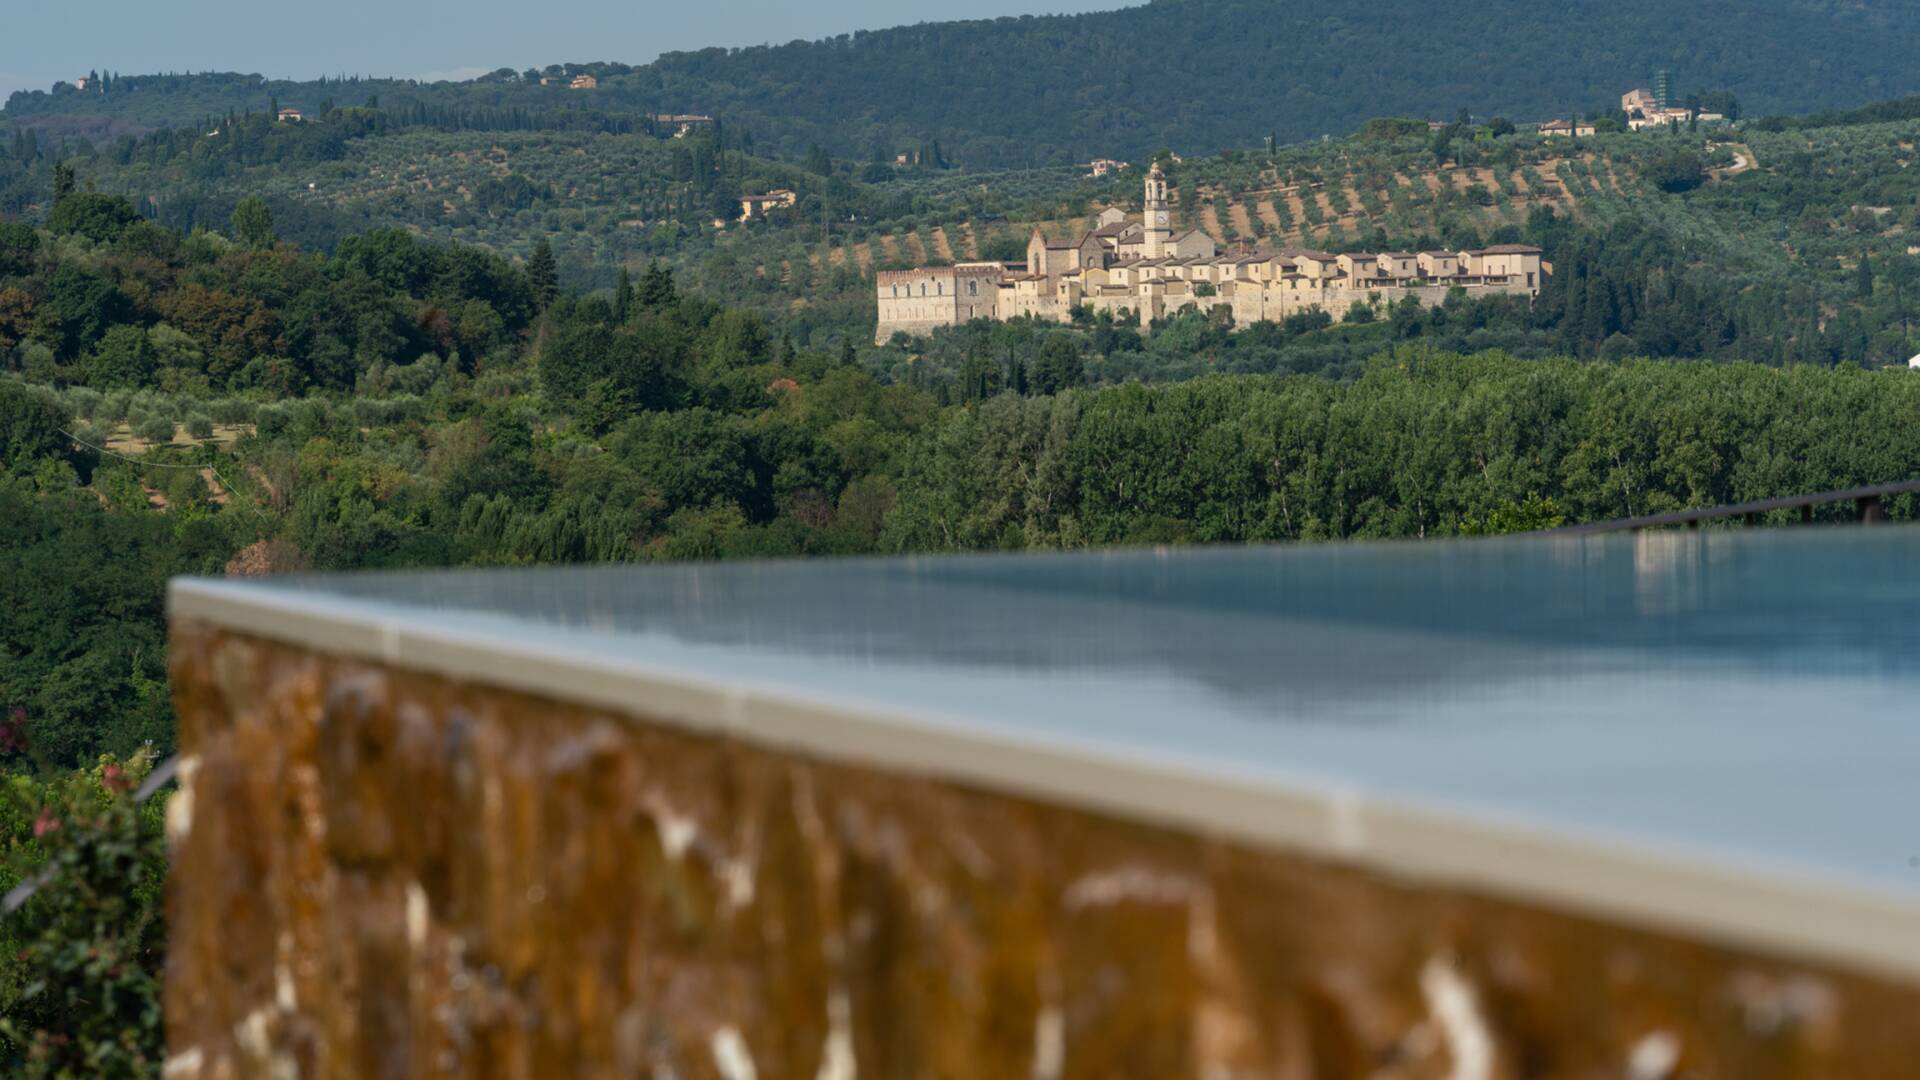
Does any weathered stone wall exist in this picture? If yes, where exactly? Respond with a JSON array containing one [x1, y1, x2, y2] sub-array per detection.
[[874, 264, 1007, 343], [166, 621, 1920, 1078], [874, 267, 959, 344], [1226, 279, 1535, 327]]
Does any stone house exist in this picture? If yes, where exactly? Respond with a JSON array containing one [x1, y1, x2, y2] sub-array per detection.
[[1539, 119, 1595, 137]]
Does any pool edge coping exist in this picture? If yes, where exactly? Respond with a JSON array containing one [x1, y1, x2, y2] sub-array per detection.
[[169, 575, 1920, 984]]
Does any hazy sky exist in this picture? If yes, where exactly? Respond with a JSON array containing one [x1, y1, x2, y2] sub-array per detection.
[[1, 0, 1131, 100]]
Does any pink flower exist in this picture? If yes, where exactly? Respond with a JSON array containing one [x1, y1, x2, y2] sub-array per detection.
[[32, 808, 59, 838], [102, 764, 129, 794]]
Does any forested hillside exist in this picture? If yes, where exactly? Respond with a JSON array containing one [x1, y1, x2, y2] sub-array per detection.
[[8, 0, 1920, 165], [12, 96, 1920, 371]]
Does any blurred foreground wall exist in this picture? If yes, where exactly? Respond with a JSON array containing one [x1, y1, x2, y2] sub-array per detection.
[[163, 621, 1920, 1078]]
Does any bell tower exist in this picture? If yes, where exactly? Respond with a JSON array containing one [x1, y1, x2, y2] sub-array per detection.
[[1143, 163, 1171, 259]]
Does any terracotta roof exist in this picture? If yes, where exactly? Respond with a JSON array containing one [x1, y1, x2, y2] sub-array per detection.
[[1092, 221, 1138, 237], [1381, 252, 1417, 259]]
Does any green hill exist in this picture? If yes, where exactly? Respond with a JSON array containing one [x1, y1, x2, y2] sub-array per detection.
[[18, 93, 1920, 370], [10, 0, 1920, 166]]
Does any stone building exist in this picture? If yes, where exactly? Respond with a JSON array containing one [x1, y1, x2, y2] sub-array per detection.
[[875, 163, 1545, 343], [1622, 87, 1723, 130], [1539, 119, 1595, 137], [738, 189, 797, 220], [874, 263, 1007, 339]]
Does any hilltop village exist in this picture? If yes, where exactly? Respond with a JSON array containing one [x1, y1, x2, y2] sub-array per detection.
[[876, 164, 1544, 343]]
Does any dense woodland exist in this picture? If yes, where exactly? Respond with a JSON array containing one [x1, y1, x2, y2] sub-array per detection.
[[9, 0, 1920, 164]]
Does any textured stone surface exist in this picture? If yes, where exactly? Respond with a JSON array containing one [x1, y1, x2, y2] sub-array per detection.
[[166, 621, 1920, 1078]]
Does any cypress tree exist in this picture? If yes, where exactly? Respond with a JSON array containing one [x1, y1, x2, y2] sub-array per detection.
[[638, 261, 676, 308], [527, 239, 559, 312], [613, 267, 633, 322]]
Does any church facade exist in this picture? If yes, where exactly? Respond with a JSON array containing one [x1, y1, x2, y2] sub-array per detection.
[[876, 164, 1545, 343]]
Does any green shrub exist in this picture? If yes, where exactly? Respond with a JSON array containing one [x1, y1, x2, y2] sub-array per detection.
[[134, 416, 174, 447], [0, 383, 69, 478], [208, 399, 256, 426], [0, 750, 168, 1077]]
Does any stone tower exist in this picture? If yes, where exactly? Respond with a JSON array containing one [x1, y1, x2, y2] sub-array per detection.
[[1143, 162, 1171, 259]]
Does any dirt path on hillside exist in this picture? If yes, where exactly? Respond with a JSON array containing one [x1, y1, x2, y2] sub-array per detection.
[[904, 232, 928, 264], [1200, 201, 1226, 242], [1710, 143, 1756, 182], [1605, 159, 1631, 194], [1577, 153, 1624, 196], [1227, 200, 1253, 237], [1283, 190, 1309, 229], [931, 227, 955, 262], [1256, 195, 1282, 231]]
